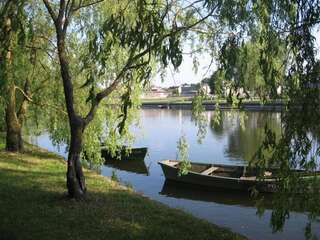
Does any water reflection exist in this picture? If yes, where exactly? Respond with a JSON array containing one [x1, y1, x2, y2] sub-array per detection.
[[30, 109, 319, 240], [160, 180, 274, 209], [210, 110, 282, 162], [134, 109, 283, 165], [104, 159, 149, 175]]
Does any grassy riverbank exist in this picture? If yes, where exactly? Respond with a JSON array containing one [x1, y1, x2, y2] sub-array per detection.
[[0, 138, 246, 240]]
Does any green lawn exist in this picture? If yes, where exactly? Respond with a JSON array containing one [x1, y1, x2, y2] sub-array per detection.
[[0, 139, 246, 240]]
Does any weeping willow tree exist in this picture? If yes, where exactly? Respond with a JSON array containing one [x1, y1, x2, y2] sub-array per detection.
[[0, 1, 54, 152], [251, 1, 320, 237], [0, 1, 31, 151], [40, 0, 218, 199], [207, 40, 286, 102], [199, 0, 320, 238]]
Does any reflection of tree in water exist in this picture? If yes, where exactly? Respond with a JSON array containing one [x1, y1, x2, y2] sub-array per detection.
[[209, 110, 238, 138], [141, 109, 191, 120], [210, 111, 282, 162], [229, 111, 282, 163], [210, 110, 320, 236]]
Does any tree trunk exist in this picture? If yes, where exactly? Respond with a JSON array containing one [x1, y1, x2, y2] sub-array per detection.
[[2, 14, 23, 152], [5, 84, 23, 152], [66, 118, 86, 199], [227, 88, 233, 104], [51, 5, 88, 199]]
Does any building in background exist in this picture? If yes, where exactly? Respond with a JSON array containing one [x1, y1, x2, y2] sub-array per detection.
[[179, 83, 199, 97], [142, 86, 169, 99], [142, 82, 211, 99]]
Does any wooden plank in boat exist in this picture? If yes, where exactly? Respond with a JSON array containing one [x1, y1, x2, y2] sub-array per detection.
[[240, 176, 257, 180], [201, 166, 219, 175], [264, 171, 272, 177], [166, 161, 179, 167]]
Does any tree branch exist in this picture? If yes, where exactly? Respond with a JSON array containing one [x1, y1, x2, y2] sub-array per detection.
[[63, 0, 76, 33], [33, 101, 68, 115], [84, 42, 140, 124], [83, 2, 217, 124], [83, 70, 123, 124], [15, 86, 33, 102], [72, 0, 105, 11], [57, 0, 66, 31], [42, 0, 58, 25], [15, 85, 67, 115]]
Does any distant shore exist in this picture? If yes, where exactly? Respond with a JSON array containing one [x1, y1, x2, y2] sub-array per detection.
[[142, 98, 284, 111]]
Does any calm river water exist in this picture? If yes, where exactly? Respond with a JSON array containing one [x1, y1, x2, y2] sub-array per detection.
[[30, 109, 320, 240]]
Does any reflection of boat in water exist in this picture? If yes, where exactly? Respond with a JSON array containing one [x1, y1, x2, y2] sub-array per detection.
[[101, 146, 149, 175], [104, 158, 149, 175], [160, 180, 273, 208], [159, 160, 319, 193], [101, 147, 147, 161]]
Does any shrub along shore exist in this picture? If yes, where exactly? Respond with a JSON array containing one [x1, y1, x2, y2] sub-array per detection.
[[0, 137, 246, 240]]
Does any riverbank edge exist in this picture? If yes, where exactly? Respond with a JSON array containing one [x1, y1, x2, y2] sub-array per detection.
[[0, 137, 246, 240], [142, 100, 283, 111]]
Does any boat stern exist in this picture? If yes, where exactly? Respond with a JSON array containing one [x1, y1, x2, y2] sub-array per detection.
[[158, 160, 180, 181]]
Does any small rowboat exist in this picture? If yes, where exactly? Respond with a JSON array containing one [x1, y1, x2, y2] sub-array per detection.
[[101, 147, 147, 161], [158, 160, 319, 193]]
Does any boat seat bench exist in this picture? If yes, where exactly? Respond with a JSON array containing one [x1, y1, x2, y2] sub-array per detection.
[[166, 161, 179, 167], [201, 166, 219, 175], [240, 176, 257, 180]]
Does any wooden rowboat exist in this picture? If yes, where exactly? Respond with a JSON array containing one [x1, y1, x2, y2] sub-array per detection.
[[101, 147, 147, 161], [158, 160, 319, 193]]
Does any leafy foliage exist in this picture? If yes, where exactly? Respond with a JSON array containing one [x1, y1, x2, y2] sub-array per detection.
[[249, 1, 320, 237], [0, 1, 28, 93], [177, 135, 190, 176], [1, 0, 318, 236], [182, 1, 320, 238], [203, 0, 320, 238], [40, 0, 216, 171], [191, 91, 208, 143]]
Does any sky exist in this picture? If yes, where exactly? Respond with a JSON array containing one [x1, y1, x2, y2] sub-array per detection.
[[153, 49, 214, 88], [152, 29, 320, 88]]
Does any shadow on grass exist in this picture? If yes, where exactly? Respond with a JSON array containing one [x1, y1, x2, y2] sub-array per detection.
[[0, 162, 245, 240], [23, 147, 66, 162]]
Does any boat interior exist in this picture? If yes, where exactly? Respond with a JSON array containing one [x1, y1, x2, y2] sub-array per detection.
[[164, 160, 274, 180]]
